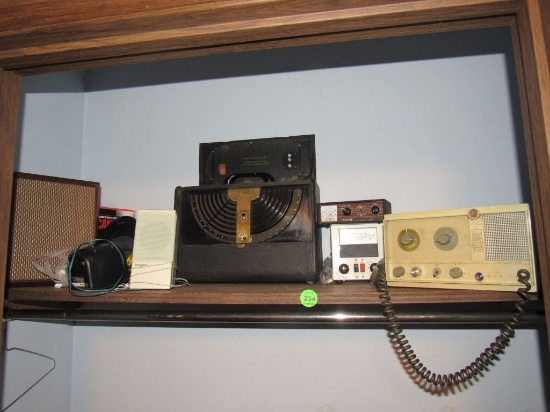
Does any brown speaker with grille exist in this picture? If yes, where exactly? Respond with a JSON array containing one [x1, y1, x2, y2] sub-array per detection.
[[8, 173, 100, 285]]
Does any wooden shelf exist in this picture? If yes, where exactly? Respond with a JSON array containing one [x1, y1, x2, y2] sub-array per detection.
[[5, 283, 543, 328], [5, 282, 528, 306]]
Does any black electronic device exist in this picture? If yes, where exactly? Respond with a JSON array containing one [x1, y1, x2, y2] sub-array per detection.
[[199, 134, 316, 185], [175, 179, 321, 283], [69, 241, 128, 290]]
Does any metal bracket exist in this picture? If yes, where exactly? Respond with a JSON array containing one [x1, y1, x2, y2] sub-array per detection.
[[228, 187, 260, 248]]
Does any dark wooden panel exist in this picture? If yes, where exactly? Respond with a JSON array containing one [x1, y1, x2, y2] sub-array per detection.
[[511, 0, 550, 348], [0, 0, 228, 30], [0, 0, 517, 71], [0, 70, 22, 344]]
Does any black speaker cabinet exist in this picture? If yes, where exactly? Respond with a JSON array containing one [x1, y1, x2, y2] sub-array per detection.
[[8, 173, 100, 285], [175, 179, 321, 283]]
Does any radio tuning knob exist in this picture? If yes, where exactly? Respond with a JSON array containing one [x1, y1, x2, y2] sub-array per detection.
[[339, 264, 350, 274], [393, 266, 406, 278], [433, 227, 458, 251], [342, 207, 351, 216], [450, 267, 463, 279], [410, 267, 422, 277], [371, 205, 380, 214], [435, 233, 452, 245], [398, 229, 420, 251]]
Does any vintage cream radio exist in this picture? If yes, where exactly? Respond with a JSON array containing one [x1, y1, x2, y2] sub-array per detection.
[[384, 203, 537, 291]]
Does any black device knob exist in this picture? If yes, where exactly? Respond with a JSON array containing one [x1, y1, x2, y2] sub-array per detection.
[[342, 207, 351, 216], [339, 264, 350, 274], [371, 205, 380, 214]]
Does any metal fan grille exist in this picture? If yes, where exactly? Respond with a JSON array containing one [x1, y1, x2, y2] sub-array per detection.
[[190, 187, 302, 243], [483, 211, 530, 261]]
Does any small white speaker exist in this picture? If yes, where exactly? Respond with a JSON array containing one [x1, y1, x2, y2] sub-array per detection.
[[129, 209, 178, 290]]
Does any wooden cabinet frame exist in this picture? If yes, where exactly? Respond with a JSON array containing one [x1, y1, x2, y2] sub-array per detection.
[[0, 0, 549, 341]]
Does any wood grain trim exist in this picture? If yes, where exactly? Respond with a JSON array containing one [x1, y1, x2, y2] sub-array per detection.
[[0, 0, 519, 72], [13, 172, 101, 189], [518, 0, 550, 345], [0, 0, 232, 31], [12, 16, 517, 76], [0, 70, 22, 342], [0, 0, 509, 38], [6, 284, 527, 306]]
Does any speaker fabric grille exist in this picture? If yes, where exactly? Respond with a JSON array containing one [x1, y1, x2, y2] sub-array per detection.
[[483, 211, 530, 261], [134, 221, 174, 261], [9, 174, 99, 284]]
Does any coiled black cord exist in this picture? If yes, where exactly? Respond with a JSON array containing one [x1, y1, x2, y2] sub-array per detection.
[[374, 265, 532, 387]]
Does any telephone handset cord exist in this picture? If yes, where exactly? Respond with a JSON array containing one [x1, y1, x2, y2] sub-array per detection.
[[373, 264, 532, 387]]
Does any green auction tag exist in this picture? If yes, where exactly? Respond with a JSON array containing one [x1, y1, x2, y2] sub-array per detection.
[[300, 289, 318, 308]]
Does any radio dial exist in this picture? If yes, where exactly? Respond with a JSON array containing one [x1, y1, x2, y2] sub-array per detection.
[[435, 233, 452, 245], [410, 267, 422, 277], [371, 205, 380, 214], [433, 227, 458, 251], [342, 207, 351, 216], [450, 267, 463, 279], [320, 205, 337, 222], [393, 266, 406, 278], [401, 234, 413, 245], [398, 229, 420, 251]]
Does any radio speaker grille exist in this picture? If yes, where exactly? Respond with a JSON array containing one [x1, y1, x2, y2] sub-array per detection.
[[8, 173, 99, 285], [129, 209, 178, 290], [134, 221, 174, 261], [483, 211, 530, 261]]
